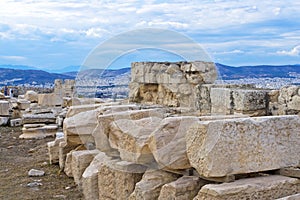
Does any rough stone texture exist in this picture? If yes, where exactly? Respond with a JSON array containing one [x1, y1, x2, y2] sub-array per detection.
[[47, 137, 65, 164], [0, 100, 9, 116], [109, 116, 162, 165], [70, 97, 104, 106], [59, 141, 84, 170], [186, 115, 300, 178], [232, 89, 268, 116], [277, 193, 300, 200], [38, 93, 63, 107], [128, 170, 179, 200], [194, 175, 300, 200], [278, 86, 300, 115], [129, 61, 217, 110], [22, 113, 56, 124], [20, 124, 58, 139], [279, 167, 300, 179], [66, 104, 103, 118], [71, 149, 100, 186], [98, 159, 146, 200], [54, 79, 75, 97], [17, 99, 31, 110], [158, 176, 207, 200], [148, 116, 199, 170], [210, 88, 268, 116], [24, 90, 38, 103], [81, 152, 113, 200], [0, 117, 9, 126], [94, 108, 166, 156], [0, 92, 5, 99], [10, 118, 22, 127], [63, 109, 98, 145], [64, 151, 74, 177]]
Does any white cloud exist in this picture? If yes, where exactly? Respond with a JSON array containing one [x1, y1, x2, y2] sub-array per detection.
[[0, 55, 27, 61], [213, 49, 245, 55], [277, 45, 300, 56]]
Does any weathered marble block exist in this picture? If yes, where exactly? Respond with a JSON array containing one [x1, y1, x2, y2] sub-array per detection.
[[98, 159, 146, 200], [81, 152, 113, 200], [109, 117, 162, 165], [158, 176, 207, 200], [71, 149, 100, 186], [148, 116, 199, 170], [0, 100, 9, 116], [194, 175, 300, 200], [128, 170, 179, 200], [186, 115, 300, 178]]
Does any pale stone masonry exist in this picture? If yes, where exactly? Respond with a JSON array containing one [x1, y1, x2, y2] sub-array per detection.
[[194, 175, 300, 200], [186, 115, 300, 178], [41, 62, 300, 200]]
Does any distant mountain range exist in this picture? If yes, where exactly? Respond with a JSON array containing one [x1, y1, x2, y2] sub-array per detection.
[[0, 63, 300, 86]]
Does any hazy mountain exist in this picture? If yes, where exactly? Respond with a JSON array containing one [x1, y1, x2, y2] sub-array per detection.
[[216, 63, 300, 79], [0, 68, 74, 85], [1, 63, 300, 86]]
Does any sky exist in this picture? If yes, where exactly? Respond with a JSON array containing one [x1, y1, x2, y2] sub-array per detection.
[[0, 0, 300, 71]]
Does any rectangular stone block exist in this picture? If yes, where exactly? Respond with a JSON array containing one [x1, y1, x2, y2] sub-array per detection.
[[0, 100, 9, 116], [47, 138, 65, 164], [194, 175, 300, 200], [10, 118, 22, 127], [210, 88, 232, 115], [98, 160, 146, 200], [0, 117, 9, 126], [17, 99, 30, 110], [38, 93, 63, 107], [158, 176, 207, 200], [82, 152, 112, 200], [186, 115, 300, 178], [232, 89, 268, 116], [71, 150, 100, 186]]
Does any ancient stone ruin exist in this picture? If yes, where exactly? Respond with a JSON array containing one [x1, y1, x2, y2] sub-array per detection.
[[2, 61, 300, 199]]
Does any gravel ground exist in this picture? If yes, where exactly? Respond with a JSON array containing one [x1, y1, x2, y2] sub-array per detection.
[[0, 126, 84, 200]]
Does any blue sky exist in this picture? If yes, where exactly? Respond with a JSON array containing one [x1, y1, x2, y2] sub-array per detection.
[[0, 0, 300, 71]]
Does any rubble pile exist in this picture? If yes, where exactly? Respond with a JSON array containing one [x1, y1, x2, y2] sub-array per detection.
[[2, 61, 299, 199]]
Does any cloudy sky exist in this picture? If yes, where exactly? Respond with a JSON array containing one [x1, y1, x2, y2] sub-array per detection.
[[0, 0, 299, 70]]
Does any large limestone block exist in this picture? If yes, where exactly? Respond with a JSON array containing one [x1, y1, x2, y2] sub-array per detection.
[[71, 149, 100, 186], [24, 90, 38, 103], [98, 160, 146, 200], [186, 115, 300, 178], [19, 124, 58, 139], [158, 176, 207, 200], [128, 170, 179, 200], [232, 89, 268, 116], [210, 88, 232, 115], [17, 99, 31, 110], [82, 152, 113, 200], [110, 117, 162, 165], [94, 108, 166, 155], [148, 116, 199, 170], [59, 141, 84, 170], [47, 137, 65, 164], [0, 100, 9, 116], [70, 97, 104, 106], [0, 117, 9, 126], [63, 109, 98, 145], [194, 175, 300, 200], [22, 113, 56, 124], [38, 93, 63, 107], [66, 104, 103, 118]]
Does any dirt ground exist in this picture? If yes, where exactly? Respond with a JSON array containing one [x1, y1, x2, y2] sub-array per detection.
[[0, 126, 84, 200]]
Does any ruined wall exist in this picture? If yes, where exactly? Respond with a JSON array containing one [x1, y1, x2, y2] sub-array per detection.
[[129, 61, 217, 110]]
